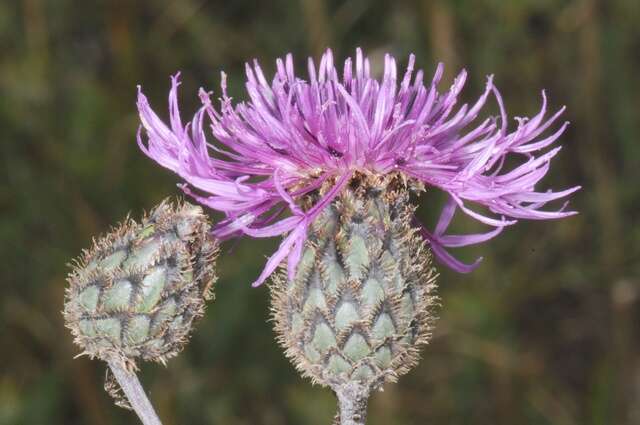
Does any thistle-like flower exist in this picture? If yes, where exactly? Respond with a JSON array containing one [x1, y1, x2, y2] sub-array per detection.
[[136, 49, 578, 424], [64, 199, 217, 425]]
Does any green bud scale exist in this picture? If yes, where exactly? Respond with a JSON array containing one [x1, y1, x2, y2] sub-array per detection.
[[271, 173, 438, 397], [64, 199, 218, 369]]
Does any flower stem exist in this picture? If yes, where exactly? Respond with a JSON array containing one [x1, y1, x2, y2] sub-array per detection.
[[334, 382, 370, 425], [108, 360, 163, 425]]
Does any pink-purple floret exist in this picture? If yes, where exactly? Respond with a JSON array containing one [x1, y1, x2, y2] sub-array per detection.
[[136, 48, 579, 286]]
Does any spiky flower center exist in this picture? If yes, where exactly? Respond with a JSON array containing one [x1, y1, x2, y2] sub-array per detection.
[[271, 174, 438, 391]]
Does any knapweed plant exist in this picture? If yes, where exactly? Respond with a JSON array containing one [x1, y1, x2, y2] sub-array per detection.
[[64, 200, 217, 425], [66, 48, 578, 425]]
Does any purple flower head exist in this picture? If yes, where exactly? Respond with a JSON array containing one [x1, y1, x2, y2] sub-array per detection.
[[137, 48, 579, 287]]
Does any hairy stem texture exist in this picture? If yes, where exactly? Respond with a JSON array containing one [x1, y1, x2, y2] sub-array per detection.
[[108, 361, 163, 425], [335, 382, 369, 425]]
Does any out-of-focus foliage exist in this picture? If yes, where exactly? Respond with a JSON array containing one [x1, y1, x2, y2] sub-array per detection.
[[1, 0, 638, 424]]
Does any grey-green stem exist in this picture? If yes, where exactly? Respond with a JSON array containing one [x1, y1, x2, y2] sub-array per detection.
[[108, 360, 163, 425], [334, 382, 370, 425]]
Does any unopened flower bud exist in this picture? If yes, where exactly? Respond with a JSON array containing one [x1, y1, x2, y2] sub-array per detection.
[[64, 199, 218, 368]]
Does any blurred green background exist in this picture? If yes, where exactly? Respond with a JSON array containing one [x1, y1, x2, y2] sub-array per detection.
[[1, 0, 639, 424]]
